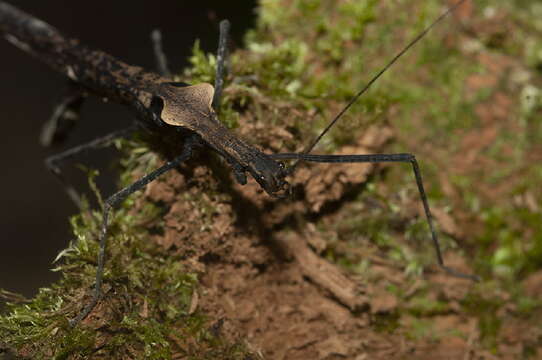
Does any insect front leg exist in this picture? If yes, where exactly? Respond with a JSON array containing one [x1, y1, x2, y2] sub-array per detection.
[[212, 19, 230, 112], [150, 29, 171, 78], [273, 152, 480, 282]]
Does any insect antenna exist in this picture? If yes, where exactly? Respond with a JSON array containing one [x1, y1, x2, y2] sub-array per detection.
[[296, 0, 470, 161]]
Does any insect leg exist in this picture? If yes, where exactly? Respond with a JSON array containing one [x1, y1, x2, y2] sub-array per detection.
[[40, 83, 87, 147], [150, 29, 171, 77], [69, 135, 198, 327], [272, 152, 480, 282], [212, 19, 230, 112], [45, 126, 137, 208]]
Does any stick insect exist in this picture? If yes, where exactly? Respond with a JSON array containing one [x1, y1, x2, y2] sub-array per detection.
[[0, 0, 479, 327]]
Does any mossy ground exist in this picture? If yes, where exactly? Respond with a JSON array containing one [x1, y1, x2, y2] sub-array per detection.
[[2, 0, 542, 358], [0, 173, 253, 359]]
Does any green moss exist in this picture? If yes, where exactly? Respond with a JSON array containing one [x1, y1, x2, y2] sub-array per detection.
[[406, 296, 450, 317], [463, 291, 503, 350], [0, 189, 253, 358], [373, 312, 400, 333], [0, 143, 251, 358], [404, 318, 438, 341]]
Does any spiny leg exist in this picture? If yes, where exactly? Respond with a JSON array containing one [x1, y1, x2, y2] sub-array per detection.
[[212, 19, 230, 112], [45, 126, 137, 209], [271, 152, 480, 282], [150, 29, 171, 78], [69, 135, 198, 326]]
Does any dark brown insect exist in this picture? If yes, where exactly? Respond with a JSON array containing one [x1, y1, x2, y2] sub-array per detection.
[[0, 0, 477, 326]]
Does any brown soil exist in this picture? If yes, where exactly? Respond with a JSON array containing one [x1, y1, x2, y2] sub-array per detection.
[[140, 125, 385, 359]]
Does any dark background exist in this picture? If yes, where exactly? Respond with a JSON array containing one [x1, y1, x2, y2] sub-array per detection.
[[0, 1, 257, 298]]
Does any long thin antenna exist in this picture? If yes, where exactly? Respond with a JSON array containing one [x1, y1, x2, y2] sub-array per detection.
[[301, 0, 469, 156]]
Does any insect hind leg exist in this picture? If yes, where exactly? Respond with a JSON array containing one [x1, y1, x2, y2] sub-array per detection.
[[40, 82, 86, 147]]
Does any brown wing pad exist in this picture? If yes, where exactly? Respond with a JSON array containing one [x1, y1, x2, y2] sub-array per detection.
[[156, 83, 215, 130]]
